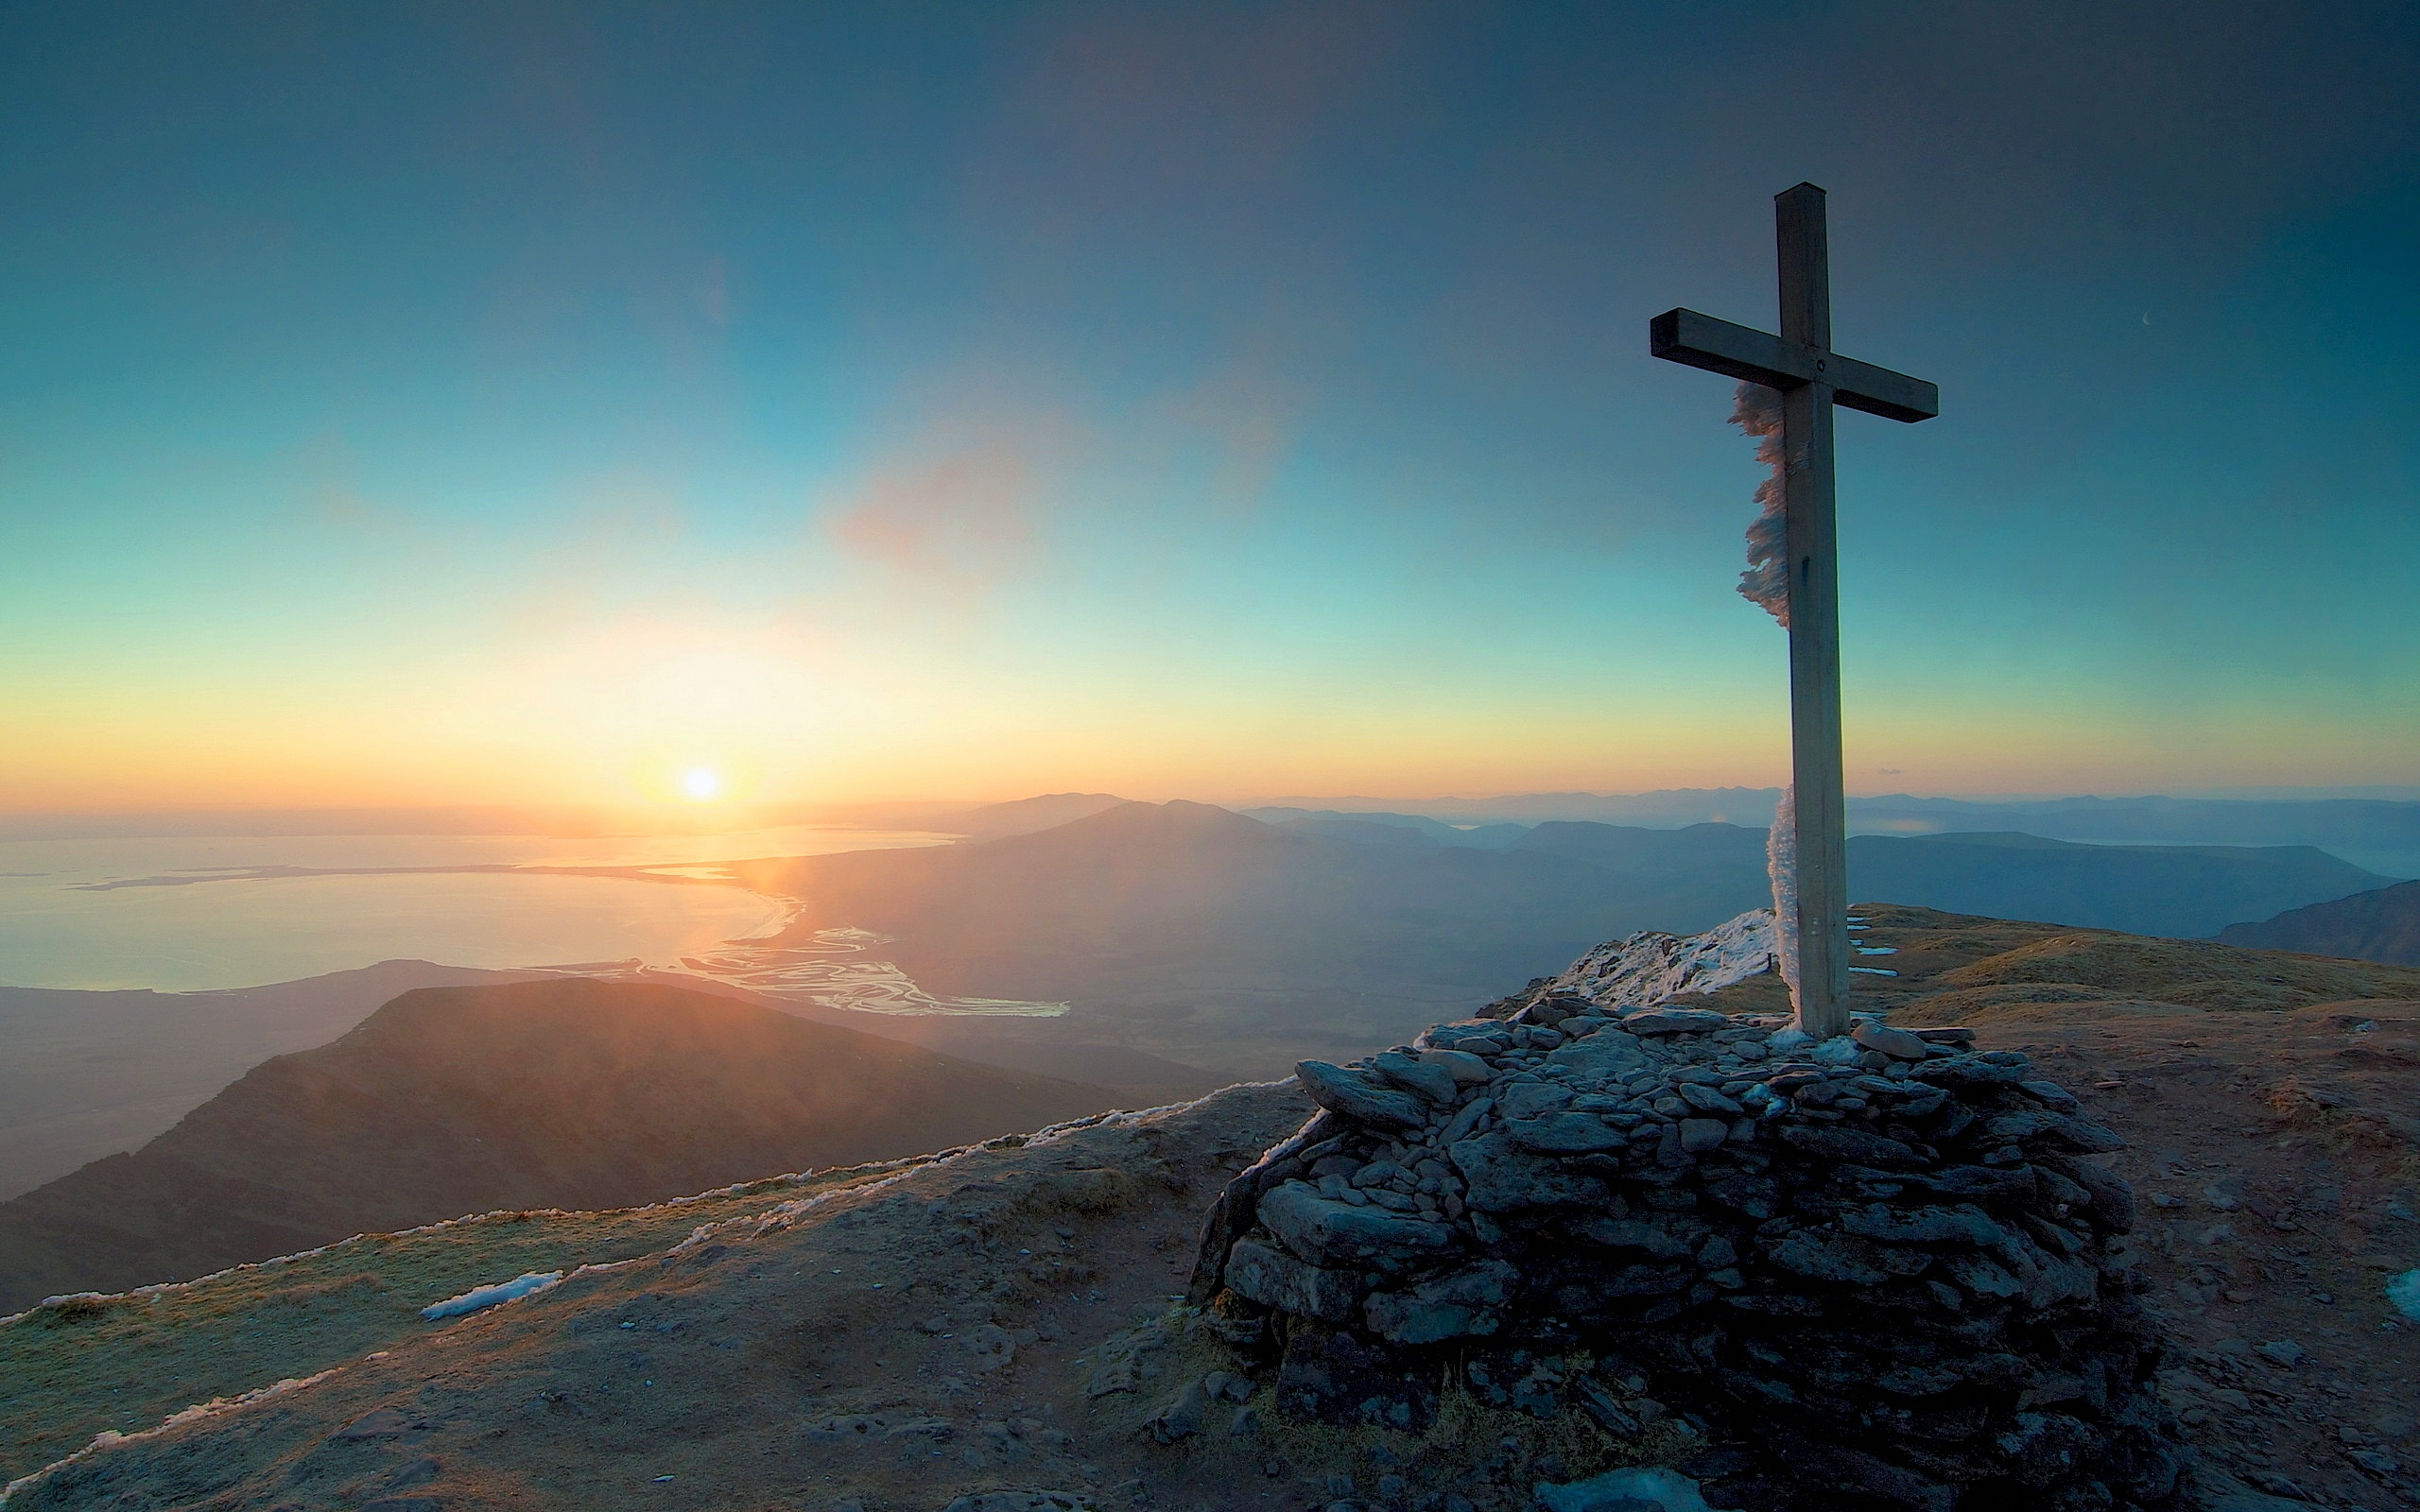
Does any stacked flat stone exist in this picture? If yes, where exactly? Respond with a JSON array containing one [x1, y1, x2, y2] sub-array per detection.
[[1187, 997, 2182, 1512]]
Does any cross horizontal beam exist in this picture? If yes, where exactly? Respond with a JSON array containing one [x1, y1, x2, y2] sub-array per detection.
[[1650, 308, 1939, 424]]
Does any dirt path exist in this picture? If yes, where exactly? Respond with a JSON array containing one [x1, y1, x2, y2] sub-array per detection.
[[1981, 1002, 2420, 1509]]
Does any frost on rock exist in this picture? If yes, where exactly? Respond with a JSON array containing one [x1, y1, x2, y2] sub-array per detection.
[[419, 1269, 564, 1321], [1547, 908, 1780, 1013]]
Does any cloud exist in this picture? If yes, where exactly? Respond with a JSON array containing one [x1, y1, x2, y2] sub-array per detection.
[[824, 410, 1080, 592], [1152, 336, 1314, 513]]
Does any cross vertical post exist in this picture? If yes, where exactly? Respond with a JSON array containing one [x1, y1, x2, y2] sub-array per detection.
[[1650, 183, 1939, 1040], [1776, 185, 1852, 1039]]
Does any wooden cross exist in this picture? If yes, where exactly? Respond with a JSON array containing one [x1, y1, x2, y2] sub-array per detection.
[[1650, 182, 1938, 1039]]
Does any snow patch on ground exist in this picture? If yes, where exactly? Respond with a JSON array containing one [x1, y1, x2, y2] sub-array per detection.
[[1538, 1464, 1717, 1512], [2389, 1269, 2420, 1322], [419, 1270, 565, 1320]]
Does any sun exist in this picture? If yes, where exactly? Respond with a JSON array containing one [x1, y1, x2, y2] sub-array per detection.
[[680, 767, 721, 801]]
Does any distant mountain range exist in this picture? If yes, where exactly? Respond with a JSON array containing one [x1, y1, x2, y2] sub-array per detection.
[[1846, 831, 2385, 939], [5, 798, 2397, 1201], [730, 800, 2391, 1077], [1234, 789, 2420, 875], [0, 978, 1115, 1311], [1850, 794, 2420, 870], [2221, 879, 2420, 966], [1244, 807, 1531, 849], [942, 792, 1130, 840]]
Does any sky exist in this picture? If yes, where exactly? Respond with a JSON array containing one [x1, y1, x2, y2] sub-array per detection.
[[3, 1, 2415, 815]]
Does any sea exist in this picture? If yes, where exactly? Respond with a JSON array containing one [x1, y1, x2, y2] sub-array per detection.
[[0, 825, 1060, 1014]]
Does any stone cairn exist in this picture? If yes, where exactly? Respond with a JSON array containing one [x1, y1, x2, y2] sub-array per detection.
[[1187, 992, 2184, 1512]]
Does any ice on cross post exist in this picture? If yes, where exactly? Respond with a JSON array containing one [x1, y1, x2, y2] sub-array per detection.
[[1651, 182, 1938, 1040]]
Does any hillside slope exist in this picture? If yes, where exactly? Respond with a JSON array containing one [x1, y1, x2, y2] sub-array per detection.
[[0, 978, 1117, 1311], [2220, 879, 2420, 966], [5, 914, 2417, 1509], [0, 959, 540, 1198]]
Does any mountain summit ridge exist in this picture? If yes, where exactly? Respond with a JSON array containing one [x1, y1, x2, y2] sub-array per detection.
[[5, 909, 2417, 1510]]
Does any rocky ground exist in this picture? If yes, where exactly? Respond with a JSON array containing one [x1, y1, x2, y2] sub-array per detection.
[[1193, 992, 2176, 1510], [1712, 907, 2420, 1511], [2, 905, 2414, 1512]]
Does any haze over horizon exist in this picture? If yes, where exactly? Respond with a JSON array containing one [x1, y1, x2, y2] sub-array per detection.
[[12, 782, 2420, 838], [6, 3, 2415, 814]]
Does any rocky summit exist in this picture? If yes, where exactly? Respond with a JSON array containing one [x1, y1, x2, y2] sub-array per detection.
[[1189, 990, 2183, 1512]]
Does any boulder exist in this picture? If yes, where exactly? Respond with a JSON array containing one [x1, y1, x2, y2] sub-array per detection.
[[1910, 1054, 2031, 1088], [1449, 1132, 1610, 1212], [1775, 1125, 1928, 1169], [2017, 1079, 2081, 1113], [1838, 1202, 2009, 1248], [1501, 1082, 1577, 1120], [2045, 1155, 2136, 1233], [1146, 1378, 1211, 1443], [1544, 1031, 1648, 1080], [1770, 1228, 1932, 1284], [1850, 1021, 1931, 1060], [1506, 1112, 1633, 1155], [1295, 1060, 1430, 1130], [1373, 1050, 1460, 1104], [1366, 1260, 1519, 1344], [1224, 1236, 1371, 1323], [1417, 1047, 1495, 1085], [1419, 1019, 1512, 1052], [1677, 1118, 1730, 1153], [1567, 1214, 1697, 1262], [1619, 1007, 1732, 1036], [1258, 1181, 1457, 1266]]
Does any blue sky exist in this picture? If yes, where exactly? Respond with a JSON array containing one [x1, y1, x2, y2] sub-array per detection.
[[3, 2, 2414, 809]]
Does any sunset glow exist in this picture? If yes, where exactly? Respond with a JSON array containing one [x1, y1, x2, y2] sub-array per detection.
[[0, 8, 2411, 816], [682, 768, 722, 801]]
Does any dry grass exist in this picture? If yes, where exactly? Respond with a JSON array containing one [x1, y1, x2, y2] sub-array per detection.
[[1935, 932, 2420, 1010], [0, 1165, 895, 1486], [1255, 1357, 1694, 1500], [1890, 987, 2196, 1028]]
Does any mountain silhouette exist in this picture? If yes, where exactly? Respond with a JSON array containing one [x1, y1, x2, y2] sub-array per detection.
[[728, 801, 2389, 1080], [0, 959, 540, 1199], [2219, 878, 2420, 966], [0, 977, 1115, 1310]]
